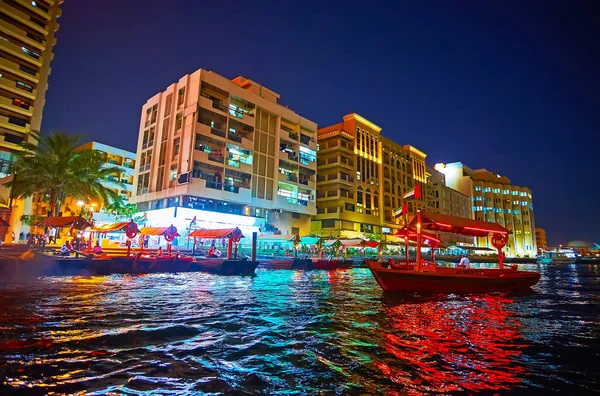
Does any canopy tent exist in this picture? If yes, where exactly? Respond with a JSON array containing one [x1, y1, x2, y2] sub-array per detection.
[[36, 216, 91, 230], [408, 211, 509, 237], [394, 226, 442, 247], [190, 228, 244, 239], [91, 222, 132, 233], [257, 234, 294, 242], [140, 226, 180, 236], [299, 236, 321, 245]]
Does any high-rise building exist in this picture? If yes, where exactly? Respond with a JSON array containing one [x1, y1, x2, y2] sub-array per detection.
[[312, 113, 427, 240], [131, 69, 318, 239], [0, 0, 64, 173], [535, 228, 547, 252], [435, 162, 536, 257]]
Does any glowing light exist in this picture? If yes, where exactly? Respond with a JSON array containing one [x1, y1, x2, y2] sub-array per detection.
[[76, 200, 84, 207], [464, 226, 508, 234], [436, 222, 453, 228]]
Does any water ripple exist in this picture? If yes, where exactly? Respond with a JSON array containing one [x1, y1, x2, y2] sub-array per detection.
[[0, 265, 598, 394]]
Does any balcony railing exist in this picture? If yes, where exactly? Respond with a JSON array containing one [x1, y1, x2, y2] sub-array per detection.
[[211, 128, 226, 138], [228, 132, 242, 143], [223, 184, 240, 193]]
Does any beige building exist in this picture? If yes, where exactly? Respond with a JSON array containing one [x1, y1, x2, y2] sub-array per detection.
[[535, 228, 547, 252], [131, 69, 318, 239], [426, 166, 474, 246], [312, 113, 427, 241], [0, 0, 63, 172], [435, 162, 536, 257]]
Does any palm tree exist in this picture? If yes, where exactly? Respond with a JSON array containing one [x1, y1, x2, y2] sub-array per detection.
[[7, 132, 125, 217]]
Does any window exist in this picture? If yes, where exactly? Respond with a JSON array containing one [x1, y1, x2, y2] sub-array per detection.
[[172, 138, 180, 160], [493, 188, 500, 193], [16, 81, 33, 93], [165, 93, 173, 117], [8, 116, 27, 127], [176, 113, 183, 131], [521, 201, 527, 206], [520, 192, 527, 196], [29, 16, 46, 28], [21, 47, 40, 60], [357, 188, 363, 205], [19, 64, 37, 76], [483, 187, 491, 192], [322, 219, 335, 228], [475, 186, 482, 191], [503, 189, 510, 194], [12, 98, 30, 109], [345, 203, 355, 212], [177, 87, 185, 107], [512, 191, 518, 196], [299, 146, 316, 165], [31, 1, 49, 12], [4, 133, 23, 145]]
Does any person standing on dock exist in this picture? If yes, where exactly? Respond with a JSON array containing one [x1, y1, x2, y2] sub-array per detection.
[[459, 254, 471, 268]]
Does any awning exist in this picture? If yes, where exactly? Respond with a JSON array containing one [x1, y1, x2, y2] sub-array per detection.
[[91, 222, 132, 233], [394, 226, 442, 246], [140, 227, 180, 236], [36, 216, 91, 230], [189, 228, 244, 239], [257, 234, 294, 242], [408, 211, 509, 237]]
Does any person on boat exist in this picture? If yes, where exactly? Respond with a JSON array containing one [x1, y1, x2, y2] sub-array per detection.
[[156, 247, 164, 257], [459, 254, 471, 268], [60, 240, 72, 256], [93, 241, 102, 255], [207, 246, 216, 258], [27, 234, 36, 248]]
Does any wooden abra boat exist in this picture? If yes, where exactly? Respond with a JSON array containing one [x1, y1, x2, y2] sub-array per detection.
[[368, 211, 540, 294], [312, 258, 353, 270], [258, 258, 313, 269]]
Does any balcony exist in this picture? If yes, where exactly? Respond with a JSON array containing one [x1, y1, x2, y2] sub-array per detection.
[[229, 97, 255, 126], [15, 0, 52, 21], [199, 95, 228, 115], [0, 115, 29, 134], [0, 96, 33, 117], [0, 19, 45, 52], [1, 2, 49, 35], [0, 77, 36, 100], [0, 38, 43, 68], [0, 52, 39, 84]]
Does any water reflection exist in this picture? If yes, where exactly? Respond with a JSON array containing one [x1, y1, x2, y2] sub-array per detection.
[[376, 294, 528, 393]]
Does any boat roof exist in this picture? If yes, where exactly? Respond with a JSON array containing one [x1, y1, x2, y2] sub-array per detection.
[[140, 226, 180, 236], [91, 221, 137, 233], [36, 216, 91, 229], [189, 228, 244, 238], [257, 234, 294, 241], [394, 226, 442, 246], [408, 211, 509, 237]]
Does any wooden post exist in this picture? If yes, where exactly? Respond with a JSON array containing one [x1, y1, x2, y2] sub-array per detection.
[[251, 232, 257, 261], [497, 247, 504, 269], [227, 237, 233, 259], [404, 213, 409, 266], [192, 237, 196, 256], [416, 210, 422, 272], [139, 234, 144, 255]]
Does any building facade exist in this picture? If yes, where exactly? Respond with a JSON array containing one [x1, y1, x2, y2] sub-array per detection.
[[435, 162, 536, 257], [0, 0, 63, 174], [535, 228, 547, 252], [312, 113, 427, 241], [131, 69, 318, 239], [427, 166, 474, 246]]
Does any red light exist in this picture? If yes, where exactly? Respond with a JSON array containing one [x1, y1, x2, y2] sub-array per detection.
[[436, 222, 453, 228], [464, 226, 507, 234]]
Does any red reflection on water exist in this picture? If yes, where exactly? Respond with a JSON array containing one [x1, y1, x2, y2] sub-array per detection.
[[376, 295, 528, 393]]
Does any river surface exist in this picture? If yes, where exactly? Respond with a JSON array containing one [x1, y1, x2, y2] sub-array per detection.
[[0, 264, 598, 395]]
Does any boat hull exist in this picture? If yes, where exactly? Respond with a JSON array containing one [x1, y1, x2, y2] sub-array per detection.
[[259, 258, 313, 270], [366, 259, 540, 294], [193, 259, 259, 275]]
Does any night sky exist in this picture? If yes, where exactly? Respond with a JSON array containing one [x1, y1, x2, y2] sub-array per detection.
[[42, 1, 599, 245]]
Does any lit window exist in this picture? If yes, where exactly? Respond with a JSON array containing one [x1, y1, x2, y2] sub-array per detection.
[[483, 187, 491, 192], [475, 186, 481, 191], [493, 188, 501, 193], [512, 191, 518, 196], [503, 189, 509, 194], [22, 47, 40, 60]]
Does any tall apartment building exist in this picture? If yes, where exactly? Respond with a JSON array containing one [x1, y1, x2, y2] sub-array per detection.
[[435, 162, 536, 257], [0, 0, 63, 174], [30, 142, 136, 222], [131, 69, 318, 239], [427, 166, 474, 246], [312, 113, 427, 240]]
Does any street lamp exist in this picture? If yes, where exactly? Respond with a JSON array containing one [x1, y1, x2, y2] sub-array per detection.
[[76, 200, 85, 207]]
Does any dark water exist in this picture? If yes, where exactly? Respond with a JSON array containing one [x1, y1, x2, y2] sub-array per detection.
[[0, 264, 598, 395]]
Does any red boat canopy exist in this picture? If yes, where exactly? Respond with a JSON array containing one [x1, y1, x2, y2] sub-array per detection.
[[189, 228, 244, 239], [394, 226, 442, 246], [408, 211, 509, 237], [91, 222, 132, 233], [140, 227, 180, 236], [36, 216, 91, 229]]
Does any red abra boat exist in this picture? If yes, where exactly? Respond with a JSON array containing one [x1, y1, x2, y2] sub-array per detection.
[[367, 211, 540, 294]]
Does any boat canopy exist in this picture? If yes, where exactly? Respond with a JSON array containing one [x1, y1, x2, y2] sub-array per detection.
[[394, 226, 442, 246], [140, 226, 180, 236], [408, 211, 509, 237], [257, 234, 294, 241], [324, 239, 379, 248], [447, 245, 495, 252], [189, 228, 244, 239], [36, 216, 91, 229], [91, 222, 132, 233]]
